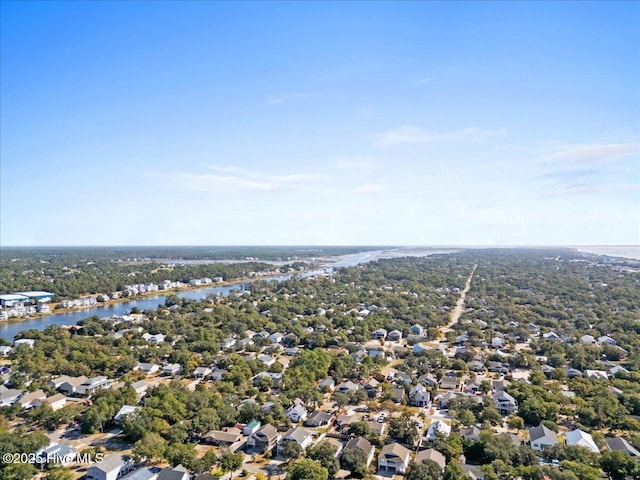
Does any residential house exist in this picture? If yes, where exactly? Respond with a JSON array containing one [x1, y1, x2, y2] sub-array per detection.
[[318, 377, 336, 392], [459, 426, 481, 442], [86, 453, 135, 480], [411, 324, 425, 336], [343, 437, 375, 466], [17, 390, 46, 409], [391, 386, 405, 404], [585, 370, 609, 381], [142, 333, 165, 343], [372, 328, 388, 340], [426, 420, 451, 441], [277, 427, 313, 454], [0, 346, 12, 356], [439, 376, 461, 391], [410, 384, 431, 407], [362, 378, 380, 398], [286, 402, 309, 423], [565, 429, 599, 453], [203, 428, 243, 447], [14, 338, 35, 348], [605, 437, 640, 456], [192, 367, 212, 379], [528, 424, 558, 451], [247, 424, 279, 453], [37, 393, 67, 411], [120, 468, 159, 480], [304, 411, 333, 427], [58, 375, 89, 396], [76, 376, 113, 396], [162, 364, 182, 376], [493, 391, 518, 415], [316, 437, 343, 456], [415, 449, 446, 471], [157, 465, 190, 480], [134, 363, 160, 375], [131, 380, 150, 399], [378, 443, 412, 474], [243, 420, 261, 436], [337, 380, 360, 394], [542, 332, 561, 341], [269, 332, 284, 344], [0, 385, 23, 407], [387, 330, 403, 342], [581, 335, 597, 345], [598, 335, 616, 346], [258, 355, 276, 367], [210, 368, 227, 381], [114, 405, 140, 423], [36, 443, 78, 466], [220, 337, 236, 349]]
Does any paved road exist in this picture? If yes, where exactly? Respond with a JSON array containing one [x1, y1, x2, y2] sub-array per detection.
[[439, 264, 477, 339]]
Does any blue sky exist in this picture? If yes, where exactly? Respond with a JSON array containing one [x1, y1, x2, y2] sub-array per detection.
[[1, 1, 638, 246]]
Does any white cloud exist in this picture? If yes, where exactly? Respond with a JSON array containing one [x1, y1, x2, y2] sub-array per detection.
[[151, 165, 326, 193], [335, 156, 376, 170], [542, 142, 638, 165], [353, 184, 386, 193], [374, 126, 505, 147]]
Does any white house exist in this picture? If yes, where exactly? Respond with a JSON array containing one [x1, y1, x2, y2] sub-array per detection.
[[409, 383, 431, 407], [528, 424, 558, 451], [426, 420, 451, 440], [378, 443, 412, 474], [86, 453, 135, 480], [565, 429, 599, 453], [277, 427, 313, 453], [286, 402, 308, 423]]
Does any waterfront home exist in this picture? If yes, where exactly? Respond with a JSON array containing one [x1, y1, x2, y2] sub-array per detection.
[[14, 338, 35, 348], [378, 443, 412, 474]]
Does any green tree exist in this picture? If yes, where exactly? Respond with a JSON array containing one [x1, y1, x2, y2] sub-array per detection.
[[348, 421, 371, 438], [456, 409, 476, 426], [287, 458, 328, 480], [340, 447, 369, 478], [132, 432, 167, 463], [219, 450, 244, 479], [407, 460, 443, 480], [307, 442, 340, 478], [44, 467, 74, 480], [281, 440, 303, 460]]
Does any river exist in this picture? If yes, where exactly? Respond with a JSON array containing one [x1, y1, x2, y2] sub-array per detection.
[[0, 248, 456, 341]]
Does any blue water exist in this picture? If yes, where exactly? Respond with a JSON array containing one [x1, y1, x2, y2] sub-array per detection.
[[0, 248, 454, 340]]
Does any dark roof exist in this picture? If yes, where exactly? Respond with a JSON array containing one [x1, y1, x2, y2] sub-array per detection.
[[529, 424, 557, 443], [606, 437, 640, 456], [344, 436, 373, 456]]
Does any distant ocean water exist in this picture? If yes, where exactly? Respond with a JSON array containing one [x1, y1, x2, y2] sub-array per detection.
[[574, 245, 640, 260]]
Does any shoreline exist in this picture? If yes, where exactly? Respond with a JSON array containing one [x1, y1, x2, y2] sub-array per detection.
[[0, 271, 305, 326]]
